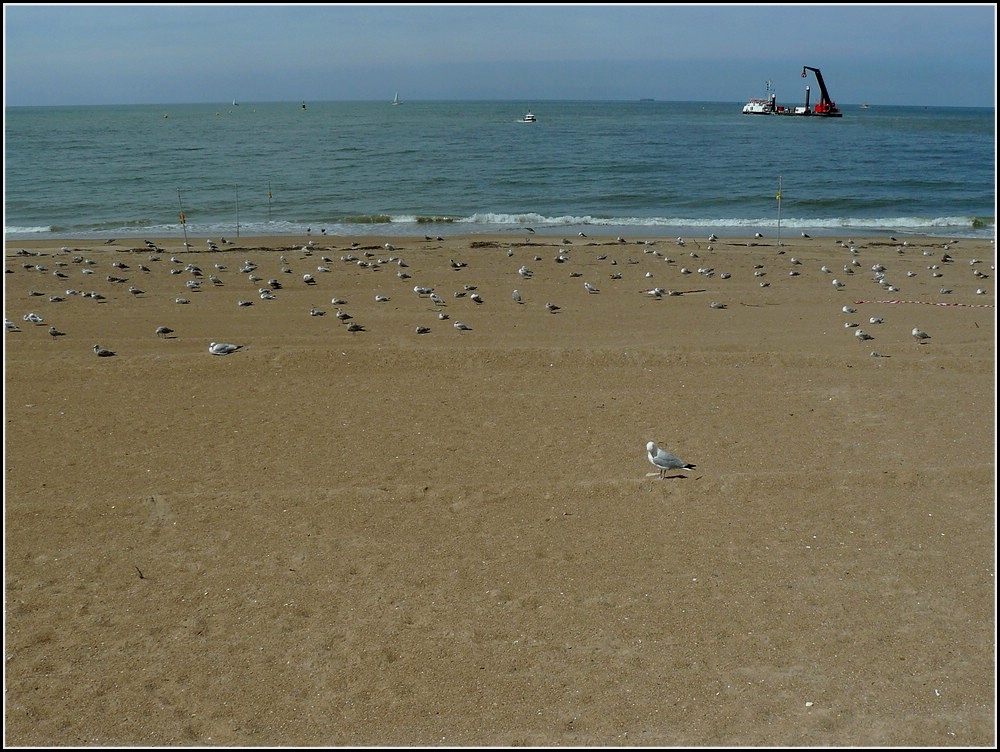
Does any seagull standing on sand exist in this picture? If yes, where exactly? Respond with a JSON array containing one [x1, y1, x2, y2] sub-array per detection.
[[646, 441, 696, 479], [912, 327, 931, 343], [93, 344, 116, 357]]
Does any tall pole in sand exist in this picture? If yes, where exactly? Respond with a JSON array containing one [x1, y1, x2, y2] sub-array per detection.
[[177, 190, 189, 249], [235, 184, 240, 238], [776, 176, 783, 247]]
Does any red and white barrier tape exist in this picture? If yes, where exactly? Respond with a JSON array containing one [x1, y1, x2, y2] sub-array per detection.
[[854, 299, 994, 308]]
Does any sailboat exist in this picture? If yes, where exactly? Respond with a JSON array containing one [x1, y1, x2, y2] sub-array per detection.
[[232, 97, 239, 106], [392, 91, 400, 106]]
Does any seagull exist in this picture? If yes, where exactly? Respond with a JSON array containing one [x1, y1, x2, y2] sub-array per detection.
[[5, 319, 21, 332], [155, 326, 174, 338], [23, 313, 44, 324], [48, 326, 66, 337], [544, 302, 561, 313], [93, 344, 116, 357], [208, 342, 242, 355], [912, 327, 931, 343], [429, 292, 446, 306], [415, 326, 431, 334], [584, 282, 599, 293], [646, 441, 696, 479], [454, 321, 472, 331], [512, 289, 522, 303]]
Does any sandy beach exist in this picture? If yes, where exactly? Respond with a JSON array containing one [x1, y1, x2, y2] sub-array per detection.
[[4, 231, 996, 747]]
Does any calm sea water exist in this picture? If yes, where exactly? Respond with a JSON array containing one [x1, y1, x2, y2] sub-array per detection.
[[3, 100, 995, 241]]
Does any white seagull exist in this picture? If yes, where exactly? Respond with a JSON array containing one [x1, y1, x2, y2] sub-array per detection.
[[646, 441, 696, 479], [93, 344, 116, 357], [209, 342, 242, 355], [454, 321, 472, 331], [912, 327, 931, 343]]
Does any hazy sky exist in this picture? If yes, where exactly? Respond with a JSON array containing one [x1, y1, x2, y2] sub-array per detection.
[[3, 3, 996, 107]]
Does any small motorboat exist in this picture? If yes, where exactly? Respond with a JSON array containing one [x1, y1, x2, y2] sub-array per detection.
[[521, 110, 536, 123]]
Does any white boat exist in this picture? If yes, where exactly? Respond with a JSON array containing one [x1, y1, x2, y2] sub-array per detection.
[[521, 110, 536, 123], [232, 97, 239, 107], [742, 96, 776, 115], [392, 91, 400, 105], [742, 80, 777, 115]]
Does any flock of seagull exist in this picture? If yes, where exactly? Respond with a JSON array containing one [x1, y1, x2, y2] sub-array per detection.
[[6, 232, 993, 481], [7, 235, 991, 362]]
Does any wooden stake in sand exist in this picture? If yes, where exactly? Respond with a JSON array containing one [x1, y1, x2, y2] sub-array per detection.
[[776, 175, 783, 247], [177, 189, 189, 248]]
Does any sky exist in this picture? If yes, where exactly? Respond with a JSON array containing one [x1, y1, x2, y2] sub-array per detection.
[[3, 3, 997, 108]]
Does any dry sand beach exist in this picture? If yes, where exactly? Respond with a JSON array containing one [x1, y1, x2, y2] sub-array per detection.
[[4, 232, 996, 747]]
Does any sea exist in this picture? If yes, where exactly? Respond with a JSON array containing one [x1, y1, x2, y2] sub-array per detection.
[[3, 100, 996, 242]]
